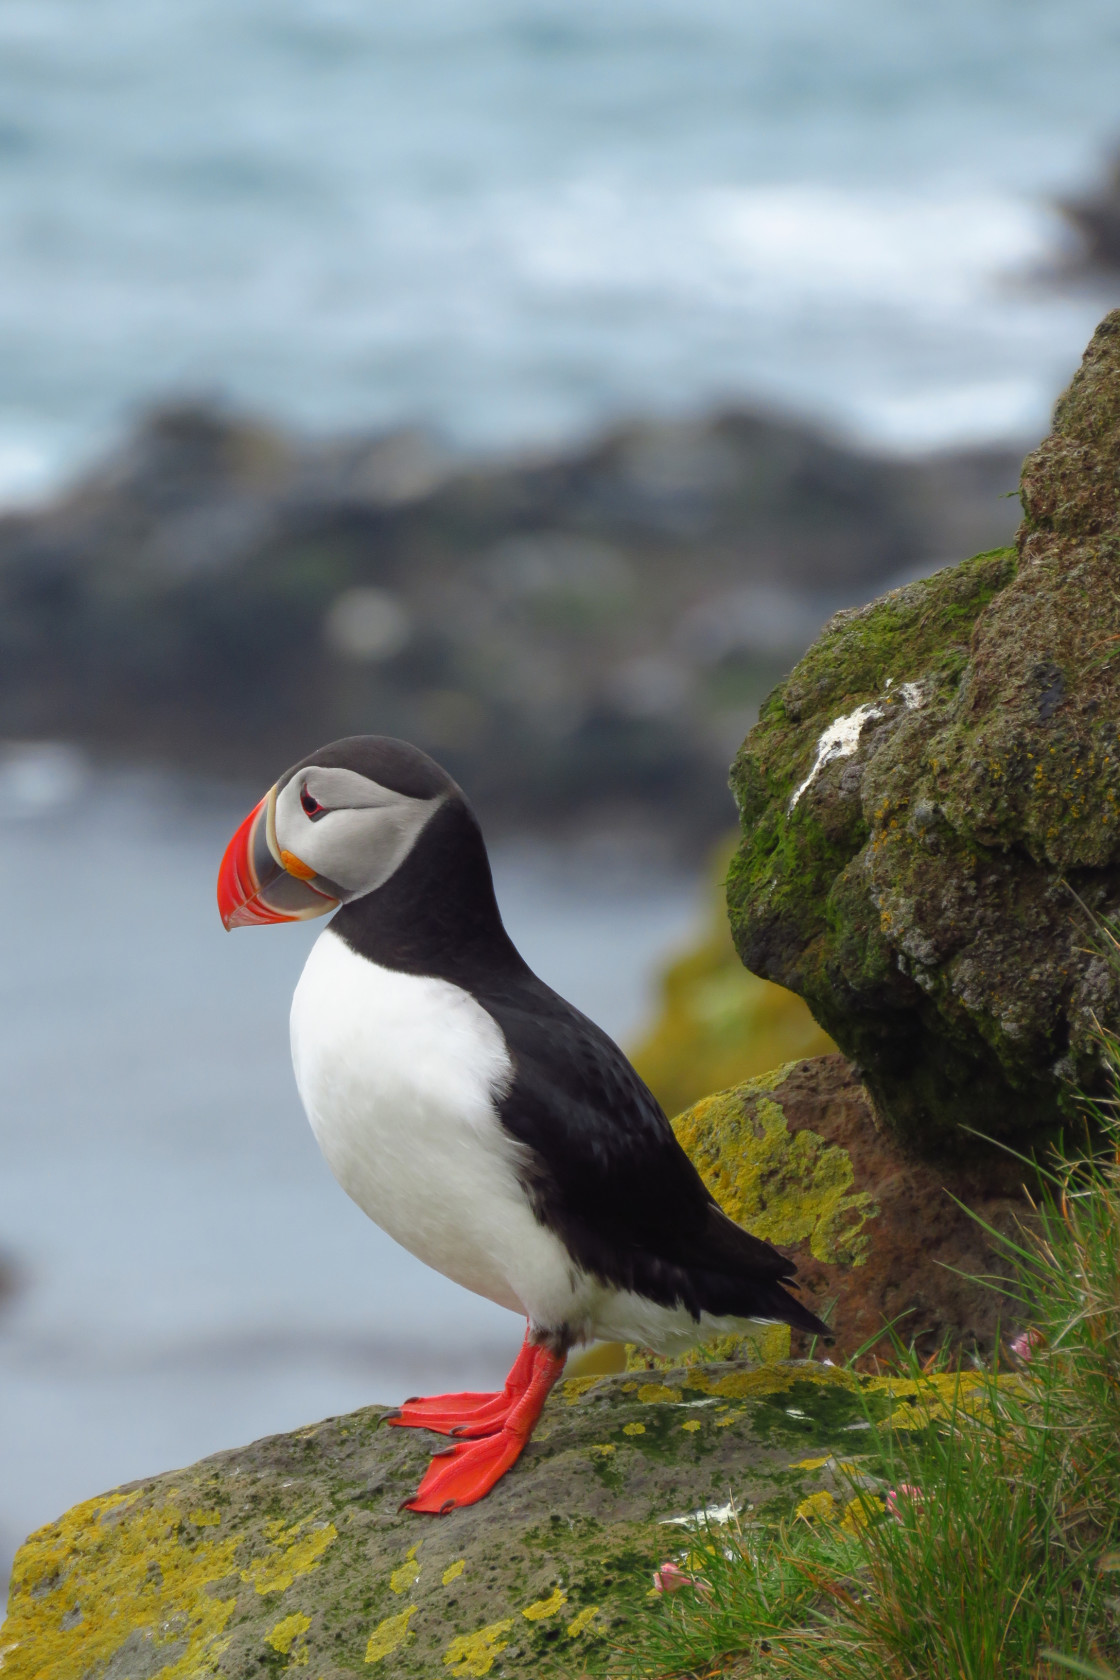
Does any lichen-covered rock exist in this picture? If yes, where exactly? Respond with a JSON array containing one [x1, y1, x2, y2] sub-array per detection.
[[629, 841, 835, 1117], [728, 311, 1120, 1157], [0, 1362, 921, 1680], [665, 1057, 1027, 1364]]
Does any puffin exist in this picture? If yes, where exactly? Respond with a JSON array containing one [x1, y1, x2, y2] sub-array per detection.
[[217, 735, 829, 1515]]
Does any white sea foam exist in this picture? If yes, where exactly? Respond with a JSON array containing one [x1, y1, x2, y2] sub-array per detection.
[[0, 0, 1117, 488]]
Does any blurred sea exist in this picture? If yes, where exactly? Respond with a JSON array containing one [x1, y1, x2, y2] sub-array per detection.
[[0, 756, 700, 1578], [1, 0, 1120, 501]]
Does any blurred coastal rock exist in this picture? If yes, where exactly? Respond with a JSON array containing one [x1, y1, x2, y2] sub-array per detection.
[[0, 1356, 934, 1679], [0, 1251, 19, 1311], [1057, 150, 1120, 277], [728, 310, 1120, 1158], [629, 839, 835, 1116], [0, 401, 1022, 840], [668, 1057, 1026, 1366]]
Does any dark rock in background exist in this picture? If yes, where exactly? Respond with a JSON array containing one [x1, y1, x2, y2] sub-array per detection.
[[728, 310, 1120, 1158], [0, 1252, 19, 1312], [0, 402, 1022, 844], [1057, 149, 1120, 277]]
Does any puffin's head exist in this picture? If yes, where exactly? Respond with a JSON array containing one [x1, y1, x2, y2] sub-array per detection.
[[217, 735, 454, 930]]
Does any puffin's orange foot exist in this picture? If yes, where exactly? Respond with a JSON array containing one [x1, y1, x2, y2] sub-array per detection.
[[399, 1340, 564, 1514], [386, 1389, 506, 1435], [385, 1334, 537, 1437], [401, 1427, 526, 1513]]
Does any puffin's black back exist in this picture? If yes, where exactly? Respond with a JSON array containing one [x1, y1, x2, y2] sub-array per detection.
[[332, 791, 828, 1339]]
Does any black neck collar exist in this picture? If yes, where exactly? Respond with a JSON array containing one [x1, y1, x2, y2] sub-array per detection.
[[328, 796, 528, 988]]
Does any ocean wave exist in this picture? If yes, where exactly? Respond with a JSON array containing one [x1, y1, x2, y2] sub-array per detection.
[[0, 0, 1117, 477]]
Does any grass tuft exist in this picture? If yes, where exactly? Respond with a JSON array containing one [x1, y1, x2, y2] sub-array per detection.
[[612, 931, 1120, 1680]]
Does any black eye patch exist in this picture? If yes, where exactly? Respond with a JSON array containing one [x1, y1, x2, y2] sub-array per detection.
[[300, 786, 328, 820]]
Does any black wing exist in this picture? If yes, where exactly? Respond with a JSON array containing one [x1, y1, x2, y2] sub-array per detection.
[[482, 973, 828, 1336]]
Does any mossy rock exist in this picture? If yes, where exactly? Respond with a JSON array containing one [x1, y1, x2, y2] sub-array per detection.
[[0, 1361, 934, 1680], [728, 311, 1120, 1158]]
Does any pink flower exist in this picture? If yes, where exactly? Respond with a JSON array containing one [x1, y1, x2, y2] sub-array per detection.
[[651, 1562, 694, 1594], [886, 1484, 924, 1523], [1009, 1327, 1044, 1362], [651, 1561, 713, 1598]]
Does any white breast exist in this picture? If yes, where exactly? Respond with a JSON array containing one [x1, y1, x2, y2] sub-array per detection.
[[288, 928, 577, 1324]]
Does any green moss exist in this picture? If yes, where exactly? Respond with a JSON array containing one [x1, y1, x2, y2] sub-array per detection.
[[727, 386, 1120, 1154]]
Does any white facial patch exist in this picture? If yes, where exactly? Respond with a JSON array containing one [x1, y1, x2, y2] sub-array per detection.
[[273, 768, 445, 898], [302, 766, 414, 811]]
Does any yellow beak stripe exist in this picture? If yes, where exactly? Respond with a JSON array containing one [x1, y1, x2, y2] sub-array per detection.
[[280, 850, 318, 881]]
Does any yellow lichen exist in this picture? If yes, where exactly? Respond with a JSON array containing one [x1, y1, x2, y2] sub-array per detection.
[[839, 1496, 876, 1534], [751, 1323, 794, 1362], [266, 1611, 312, 1655], [0, 1492, 239, 1680], [864, 1370, 1010, 1430], [622, 1422, 646, 1436], [673, 1082, 878, 1267], [567, 1606, 600, 1638], [188, 1509, 222, 1527], [560, 1376, 602, 1405], [589, 1443, 615, 1457], [522, 1587, 567, 1620], [442, 1559, 466, 1585], [657, 1321, 792, 1367], [365, 1605, 417, 1663], [689, 1363, 852, 1402], [795, 1491, 836, 1523], [635, 1383, 677, 1403], [443, 1618, 514, 1676], [681, 1419, 702, 1433], [240, 1519, 337, 1595], [389, 1543, 421, 1594]]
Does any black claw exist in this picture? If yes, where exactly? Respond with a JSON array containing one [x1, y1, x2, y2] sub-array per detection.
[[384, 1410, 402, 1423], [439, 1499, 456, 1514]]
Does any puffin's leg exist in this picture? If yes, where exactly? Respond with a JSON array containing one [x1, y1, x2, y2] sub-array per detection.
[[385, 1327, 536, 1436], [402, 1334, 567, 1515]]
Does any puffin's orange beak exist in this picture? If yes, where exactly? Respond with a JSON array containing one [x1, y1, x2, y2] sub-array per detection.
[[217, 786, 340, 930]]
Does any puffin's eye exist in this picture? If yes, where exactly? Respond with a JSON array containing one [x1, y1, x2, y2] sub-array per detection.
[[300, 785, 324, 817]]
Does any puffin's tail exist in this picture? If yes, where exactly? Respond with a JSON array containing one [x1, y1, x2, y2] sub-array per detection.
[[687, 1206, 833, 1342]]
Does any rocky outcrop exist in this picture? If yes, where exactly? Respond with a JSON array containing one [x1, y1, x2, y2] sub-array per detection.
[[0, 1359, 931, 1680], [0, 403, 1022, 840], [727, 311, 1120, 1157], [667, 1056, 1027, 1365]]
